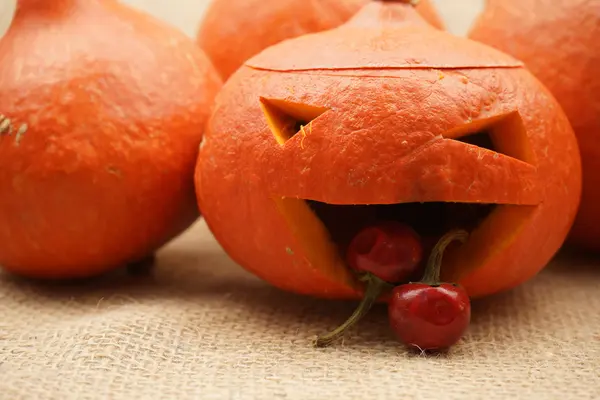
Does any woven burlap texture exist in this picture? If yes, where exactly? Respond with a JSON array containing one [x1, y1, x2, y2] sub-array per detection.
[[1, 221, 599, 400]]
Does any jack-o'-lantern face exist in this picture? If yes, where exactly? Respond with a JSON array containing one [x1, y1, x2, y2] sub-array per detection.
[[195, 2, 581, 299]]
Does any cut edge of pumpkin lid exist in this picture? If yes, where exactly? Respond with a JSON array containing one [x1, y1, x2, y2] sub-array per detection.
[[244, 6, 523, 73]]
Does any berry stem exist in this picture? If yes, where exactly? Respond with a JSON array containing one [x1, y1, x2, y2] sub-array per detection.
[[315, 274, 391, 347], [421, 229, 469, 285]]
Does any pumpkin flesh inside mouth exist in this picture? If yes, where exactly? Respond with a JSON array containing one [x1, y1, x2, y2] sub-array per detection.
[[262, 99, 540, 291], [273, 189, 537, 292]]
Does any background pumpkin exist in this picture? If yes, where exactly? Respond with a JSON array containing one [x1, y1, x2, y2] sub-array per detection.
[[0, 0, 222, 279], [468, 0, 600, 252], [195, 1, 581, 300], [195, 0, 445, 80]]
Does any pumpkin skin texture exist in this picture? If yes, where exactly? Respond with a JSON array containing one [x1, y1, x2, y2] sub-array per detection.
[[196, 0, 445, 80], [195, 1, 581, 300], [468, 0, 600, 252], [0, 0, 222, 279]]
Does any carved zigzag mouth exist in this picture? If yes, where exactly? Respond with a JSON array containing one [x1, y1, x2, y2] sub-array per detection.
[[261, 97, 540, 287]]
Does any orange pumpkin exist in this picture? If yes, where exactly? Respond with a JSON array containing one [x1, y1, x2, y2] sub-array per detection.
[[0, 0, 222, 279], [195, 0, 581, 300], [196, 0, 445, 80], [468, 0, 600, 251]]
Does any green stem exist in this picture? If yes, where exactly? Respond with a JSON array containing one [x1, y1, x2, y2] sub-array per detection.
[[421, 229, 469, 285], [315, 274, 390, 348]]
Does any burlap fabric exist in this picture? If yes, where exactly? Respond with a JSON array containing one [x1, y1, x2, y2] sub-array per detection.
[[1, 0, 600, 398], [1, 221, 599, 399]]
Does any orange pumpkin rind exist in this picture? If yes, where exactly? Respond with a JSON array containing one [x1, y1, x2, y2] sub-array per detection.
[[195, 1, 581, 300], [0, 0, 222, 279], [468, 0, 600, 252]]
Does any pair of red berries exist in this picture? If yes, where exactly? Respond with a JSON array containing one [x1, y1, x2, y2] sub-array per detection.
[[315, 221, 471, 352]]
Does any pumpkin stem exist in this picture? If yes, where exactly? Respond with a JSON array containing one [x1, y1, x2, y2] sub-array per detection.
[[376, 0, 421, 5], [314, 273, 391, 347], [421, 229, 469, 285]]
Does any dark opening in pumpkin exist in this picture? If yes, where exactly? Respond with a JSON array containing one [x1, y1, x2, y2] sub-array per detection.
[[259, 97, 329, 145], [306, 200, 497, 255], [305, 130, 499, 256], [262, 98, 540, 285]]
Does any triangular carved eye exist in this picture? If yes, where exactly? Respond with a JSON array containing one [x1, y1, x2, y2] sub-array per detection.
[[260, 97, 330, 145], [442, 111, 534, 164]]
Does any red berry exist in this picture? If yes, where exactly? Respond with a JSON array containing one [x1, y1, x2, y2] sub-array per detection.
[[388, 282, 471, 351], [346, 221, 423, 283], [386, 229, 471, 352]]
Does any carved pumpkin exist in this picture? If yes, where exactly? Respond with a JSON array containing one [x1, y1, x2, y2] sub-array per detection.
[[468, 0, 600, 251], [196, 0, 444, 80], [0, 0, 221, 279], [195, 0, 581, 300]]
